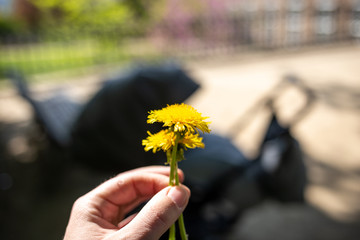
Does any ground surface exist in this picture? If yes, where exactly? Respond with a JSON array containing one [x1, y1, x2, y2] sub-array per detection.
[[186, 45, 360, 239], [1, 44, 360, 239]]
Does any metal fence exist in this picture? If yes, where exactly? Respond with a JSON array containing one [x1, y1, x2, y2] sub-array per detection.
[[157, 0, 360, 56], [0, 32, 142, 77], [1, 0, 360, 77]]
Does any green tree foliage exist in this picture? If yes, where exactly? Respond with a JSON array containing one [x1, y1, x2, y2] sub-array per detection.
[[0, 18, 26, 36], [29, 0, 153, 35]]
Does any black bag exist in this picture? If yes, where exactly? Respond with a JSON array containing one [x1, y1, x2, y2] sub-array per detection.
[[70, 62, 199, 172]]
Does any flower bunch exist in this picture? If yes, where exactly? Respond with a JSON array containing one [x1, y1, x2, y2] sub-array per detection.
[[142, 103, 210, 240]]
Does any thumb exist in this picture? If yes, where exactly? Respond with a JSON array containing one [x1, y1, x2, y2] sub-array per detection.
[[112, 185, 190, 240]]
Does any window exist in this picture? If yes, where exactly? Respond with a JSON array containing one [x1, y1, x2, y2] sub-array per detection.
[[0, 0, 13, 16]]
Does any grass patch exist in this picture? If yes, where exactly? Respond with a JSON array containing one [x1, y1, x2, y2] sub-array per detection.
[[0, 38, 163, 79]]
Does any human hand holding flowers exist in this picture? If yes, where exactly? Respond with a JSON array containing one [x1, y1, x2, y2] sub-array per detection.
[[63, 166, 190, 240], [143, 103, 211, 240]]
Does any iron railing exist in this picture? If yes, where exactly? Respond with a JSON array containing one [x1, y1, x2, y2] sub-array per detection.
[[1, 0, 360, 77]]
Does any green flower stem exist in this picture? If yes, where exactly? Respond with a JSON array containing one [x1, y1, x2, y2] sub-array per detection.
[[174, 167, 187, 239], [169, 224, 176, 240], [175, 165, 180, 185], [178, 213, 187, 240], [167, 134, 188, 240], [169, 138, 179, 186], [168, 138, 178, 240]]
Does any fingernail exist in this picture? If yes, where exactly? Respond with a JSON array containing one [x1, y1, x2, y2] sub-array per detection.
[[167, 186, 188, 210]]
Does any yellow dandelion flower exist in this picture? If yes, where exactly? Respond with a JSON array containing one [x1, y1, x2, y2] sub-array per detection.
[[142, 103, 210, 239], [142, 130, 175, 153], [142, 130, 205, 153], [147, 103, 211, 133], [179, 132, 205, 150]]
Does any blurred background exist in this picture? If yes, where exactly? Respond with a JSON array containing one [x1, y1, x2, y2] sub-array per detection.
[[1, 0, 360, 239]]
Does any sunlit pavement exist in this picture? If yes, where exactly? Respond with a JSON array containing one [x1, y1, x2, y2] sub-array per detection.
[[186, 44, 360, 239]]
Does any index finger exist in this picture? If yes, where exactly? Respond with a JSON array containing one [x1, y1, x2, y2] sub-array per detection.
[[81, 172, 170, 224], [94, 172, 169, 205], [122, 166, 185, 182], [89, 167, 184, 206]]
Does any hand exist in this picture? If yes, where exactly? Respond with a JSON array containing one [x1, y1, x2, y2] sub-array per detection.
[[63, 166, 190, 240]]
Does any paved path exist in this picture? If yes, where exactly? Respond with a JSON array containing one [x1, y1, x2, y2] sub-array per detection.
[[187, 45, 360, 222], [186, 45, 360, 239]]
